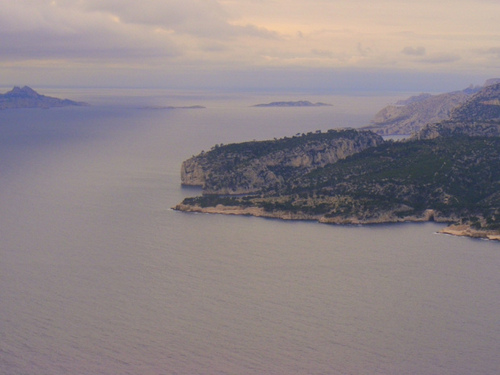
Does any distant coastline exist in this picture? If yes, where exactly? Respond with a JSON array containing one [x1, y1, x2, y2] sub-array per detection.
[[0, 86, 88, 109], [174, 82, 500, 242], [252, 101, 332, 107], [141, 105, 205, 110], [173, 204, 500, 241]]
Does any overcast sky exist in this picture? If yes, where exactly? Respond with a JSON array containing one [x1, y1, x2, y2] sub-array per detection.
[[1, 0, 499, 93]]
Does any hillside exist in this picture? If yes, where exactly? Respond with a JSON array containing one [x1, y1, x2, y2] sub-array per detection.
[[363, 79, 500, 135], [176, 135, 500, 238], [449, 82, 500, 123], [175, 81, 500, 239], [413, 83, 500, 140], [0, 86, 88, 109], [181, 129, 383, 195], [362, 90, 473, 135]]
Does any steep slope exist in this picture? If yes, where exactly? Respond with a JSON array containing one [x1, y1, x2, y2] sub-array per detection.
[[362, 79, 500, 135], [181, 129, 383, 195], [413, 82, 500, 140], [176, 136, 500, 235], [449, 82, 500, 122], [363, 90, 473, 135]]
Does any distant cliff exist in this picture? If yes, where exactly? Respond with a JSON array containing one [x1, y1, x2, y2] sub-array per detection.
[[449, 82, 500, 123], [363, 90, 473, 135], [0, 86, 88, 109], [181, 129, 383, 195], [413, 83, 500, 140], [363, 79, 500, 135]]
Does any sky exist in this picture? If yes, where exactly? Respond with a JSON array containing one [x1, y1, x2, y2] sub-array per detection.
[[1, 0, 499, 93]]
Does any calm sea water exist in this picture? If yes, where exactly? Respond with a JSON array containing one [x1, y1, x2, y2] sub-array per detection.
[[0, 90, 499, 375]]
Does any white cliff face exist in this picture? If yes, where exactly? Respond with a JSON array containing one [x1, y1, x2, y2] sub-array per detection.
[[180, 158, 206, 186], [180, 130, 384, 195], [364, 91, 472, 135]]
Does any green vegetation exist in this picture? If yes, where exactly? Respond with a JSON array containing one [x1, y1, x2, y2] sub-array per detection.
[[204, 128, 364, 162], [180, 135, 500, 231], [177, 82, 500, 236]]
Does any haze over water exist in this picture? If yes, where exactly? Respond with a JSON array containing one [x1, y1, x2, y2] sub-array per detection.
[[1, 90, 499, 375]]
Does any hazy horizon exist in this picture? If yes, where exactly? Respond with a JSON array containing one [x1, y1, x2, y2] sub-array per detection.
[[1, 1, 499, 94]]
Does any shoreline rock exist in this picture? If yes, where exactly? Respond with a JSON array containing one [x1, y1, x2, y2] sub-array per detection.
[[439, 224, 500, 241], [173, 203, 499, 241]]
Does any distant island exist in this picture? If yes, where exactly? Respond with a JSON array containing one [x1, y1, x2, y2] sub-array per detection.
[[252, 101, 332, 107], [0, 86, 88, 109], [174, 82, 500, 241], [142, 105, 205, 110]]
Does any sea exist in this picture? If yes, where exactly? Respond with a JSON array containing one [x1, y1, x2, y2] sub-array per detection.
[[0, 88, 499, 375]]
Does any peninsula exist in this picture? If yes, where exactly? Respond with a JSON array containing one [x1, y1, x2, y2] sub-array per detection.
[[174, 83, 500, 240], [0, 86, 88, 109]]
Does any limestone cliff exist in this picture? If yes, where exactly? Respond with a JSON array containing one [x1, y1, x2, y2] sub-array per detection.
[[176, 135, 500, 238], [180, 129, 384, 195], [363, 90, 472, 135], [175, 82, 500, 240], [362, 79, 500, 135], [448, 82, 500, 123], [412, 82, 500, 140], [412, 121, 500, 140]]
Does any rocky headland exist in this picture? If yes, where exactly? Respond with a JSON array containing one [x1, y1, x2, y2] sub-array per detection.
[[174, 81, 500, 241], [180, 129, 383, 195], [0, 86, 88, 109]]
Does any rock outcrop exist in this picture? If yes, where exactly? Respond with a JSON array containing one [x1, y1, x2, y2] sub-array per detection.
[[412, 82, 500, 140], [412, 121, 500, 140], [448, 82, 500, 123], [181, 129, 384, 195], [363, 90, 473, 135], [176, 135, 500, 239], [0, 86, 88, 109], [175, 80, 500, 240], [362, 79, 500, 135]]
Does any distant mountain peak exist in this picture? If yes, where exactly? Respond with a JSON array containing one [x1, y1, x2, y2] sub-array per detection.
[[6, 86, 41, 98], [0, 86, 88, 109]]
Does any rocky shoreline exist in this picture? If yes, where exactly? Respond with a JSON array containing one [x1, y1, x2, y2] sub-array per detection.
[[173, 204, 500, 241], [439, 224, 500, 241]]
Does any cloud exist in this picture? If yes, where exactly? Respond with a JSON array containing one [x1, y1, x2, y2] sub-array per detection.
[[419, 53, 461, 64], [65, 0, 278, 39], [357, 43, 372, 57], [1, 0, 499, 90], [0, 1, 181, 61], [402, 46, 426, 56], [311, 49, 334, 58], [482, 47, 500, 56]]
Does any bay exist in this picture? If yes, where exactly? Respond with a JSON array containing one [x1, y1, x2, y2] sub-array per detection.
[[0, 90, 498, 375]]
